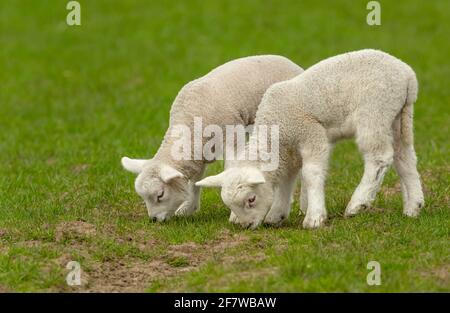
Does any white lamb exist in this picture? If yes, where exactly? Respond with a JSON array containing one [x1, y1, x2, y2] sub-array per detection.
[[196, 49, 425, 229], [121, 55, 303, 221]]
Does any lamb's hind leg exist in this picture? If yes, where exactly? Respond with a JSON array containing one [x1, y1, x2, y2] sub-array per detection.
[[345, 129, 394, 217], [392, 113, 424, 217]]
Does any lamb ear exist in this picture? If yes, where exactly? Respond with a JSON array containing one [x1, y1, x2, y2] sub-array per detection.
[[121, 157, 147, 174], [195, 172, 228, 188], [160, 165, 184, 183], [243, 168, 266, 185]]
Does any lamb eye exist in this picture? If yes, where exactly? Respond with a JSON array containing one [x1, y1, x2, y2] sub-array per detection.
[[157, 190, 164, 202], [248, 195, 256, 204]]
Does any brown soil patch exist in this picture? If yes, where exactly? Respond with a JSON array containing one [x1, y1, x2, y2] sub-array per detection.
[[55, 221, 96, 242], [421, 264, 450, 285], [6, 224, 259, 292], [81, 259, 171, 292], [430, 266, 450, 282], [70, 229, 252, 292], [165, 229, 249, 268], [72, 164, 90, 173], [46, 158, 57, 166], [0, 229, 7, 238]]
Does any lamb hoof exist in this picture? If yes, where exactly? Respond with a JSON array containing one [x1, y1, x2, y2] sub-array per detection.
[[175, 204, 196, 217], [240, 221, 260, 230], [228, 213, 240, 224], [264, 214, 287, 227], [403, 201, 424, 217], [344, 203, 368, 217], [302, 214, 326, 229]]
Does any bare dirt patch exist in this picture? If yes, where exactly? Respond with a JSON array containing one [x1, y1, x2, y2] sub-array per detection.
[[71, 229, 252, 292], [80, 259, 171, 292], [114, 229, 161, 248], [55, 221, 96, 242], [421, 264, 450, 286], [0, 285, 12, 293], [165, 229, 249, 268], [430, 266, 450, 282], [6, 224, 259, 292], [46, 158, 57, 166], [72, 164, 90, 173]]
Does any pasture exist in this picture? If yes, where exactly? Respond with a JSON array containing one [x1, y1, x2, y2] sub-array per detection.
[[0, 0, 448, 292]]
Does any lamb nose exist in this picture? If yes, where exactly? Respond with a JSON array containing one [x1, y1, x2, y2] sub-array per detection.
[[151, 216, 157, 222]]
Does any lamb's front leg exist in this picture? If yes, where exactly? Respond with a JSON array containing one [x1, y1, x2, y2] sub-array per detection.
[[175, 180, 201, 216], [300, 135, 330, 229], [175, 166, 206, 217], [228, 211, 240, 224], [302, 162, 328, 228], [264, 173, 297, 226]]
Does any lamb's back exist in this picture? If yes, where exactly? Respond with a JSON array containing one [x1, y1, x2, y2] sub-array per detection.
[[169, 55, 303, 127], [260, 49, 415, 128]]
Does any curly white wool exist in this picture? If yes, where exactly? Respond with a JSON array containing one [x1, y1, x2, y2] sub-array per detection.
[[121, 55, 304, 221], [197, 49, 424, 229]]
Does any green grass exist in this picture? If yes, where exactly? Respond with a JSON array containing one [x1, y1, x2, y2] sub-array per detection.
[[0, 0, 449, 292]]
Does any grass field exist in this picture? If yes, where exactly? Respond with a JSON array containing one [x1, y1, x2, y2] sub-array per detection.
[[0, 0, 449, 292]]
